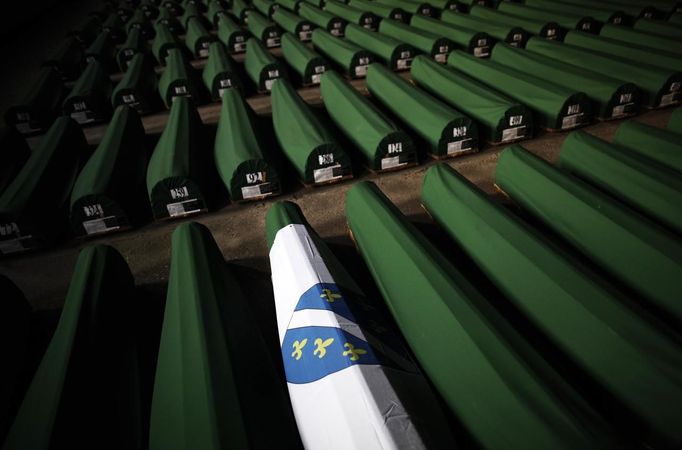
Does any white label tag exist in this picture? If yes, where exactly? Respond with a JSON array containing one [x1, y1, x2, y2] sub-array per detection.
[[331, 28, 343, 36], [474, 47, 490, 57], [502, 125, 526, 142], [166, 199, 201, 217], [435, 53, 447, 63], [266, 37, 281, 47], [381, 156, 406, 170], [70, 111, 94, 124], [447, 139, 473, 155], [0, 238, 27, 254], [234, 42, 246, 52], [313, 164, 342, 183], [265, 78, 277, 91], [175, 85, 188, 94], [355, 65, 368, 76], [660, 92, 679, 107], [561, 113, 583, 129], [300, 30, 312, 41], [241, 183, 274, 199], [396, 58, 412, 69], [199, 48, 209, 57], [83, 216, 120, 235], [612, 103, 634, 118], [16, 122, 42, 134], [311, 74, 322, 84]]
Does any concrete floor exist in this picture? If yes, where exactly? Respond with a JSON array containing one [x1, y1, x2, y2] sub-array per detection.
[[0, 106, 674, 310]]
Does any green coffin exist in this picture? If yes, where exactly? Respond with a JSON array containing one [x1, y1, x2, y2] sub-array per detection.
[[146, 96, 210, 219], [613, 120, 682, 173], [185, 16, 218, 57], [302, 0, 325, 9], [1, 245, 143, 450], [112, 53, 159, 114], [248, 11, 283, 47], [325, 0, 378, 30], [117, 27, 146, 71], [156, 6, 185, 35], [231, 0, 253, 22], [366, 63, 478, 156], [346, 180, 613, 450], [244, 37, 287, 92], [379, 19, 453, 61], [207, 0, 229, 25], [0, 128, 30, 197], [41, 37, 83, 81], [563, 31, 682, 73], [526, 37, 682, 108], [600, 23, 682, 54], [320, 70, 416, 170], [299, 3, 347, 36], [495, 145, 682, 329], [344, 23, 416, 70], [311, 29, 374, 78], [524, 0, 630, 25], [127, 8, 156, 39], [281, 33, 329, 85], [349, 0, 408, 22], [374, 0, 435, 16], [668, 106, 682, 134], [492, 43, 639, 120], [469, 5, 562, 39], [0, 117, 86, 253], [421, 161, 682, 450], [447, 50, 590, 130], [148, 222, 300, 450], [217, 15, 248, 52], [440, 10, 530, 48], [558, 130, 682, 235], [253, 0, 279, 18], [273, 8, 314, 41], [410, 15, 492, 57], [158, 48, 201, 108], [84, 30, 116, 71], [152, 22, 184, 64], [180, 3, 208, 28], [62, 60, 113, 124], [498, 2, 599, 34], [214, 89, 281, 200], [69, 106, 147, 236], [557, 0, 646, 20], [5, 67, 63, 134], [634, 17, 682, 39], [271, 79, 352, 184], [411, 55, 531, 143], [101, 13, 125, 43], [276, 0, 303, 13], [202, 41, 242, 100]]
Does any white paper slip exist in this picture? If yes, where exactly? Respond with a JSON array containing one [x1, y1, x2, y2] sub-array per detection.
[[166, 199, 202, 217], [83, 216, 120, 235], [447, 138, 473, 155], [313, 164, 342, 183]]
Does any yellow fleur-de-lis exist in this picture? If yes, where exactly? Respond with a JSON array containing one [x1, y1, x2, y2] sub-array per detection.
[[342, 342, 367, 361], [291, 339, 308, 360], [314, 337, 334, 358], [320, 288, 342, 303]]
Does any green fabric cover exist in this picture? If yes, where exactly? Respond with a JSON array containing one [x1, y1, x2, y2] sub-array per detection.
[[614, 120, 682, 173], [273, 8, 314, 41], [140, 1, 160, 19], [523, 0, 630, 24], [349, 0, 408, 22], [470, 5, 562, 39], [214, 89, 281, 200], [152, 22, 184, 64], [69, 106, 147, 236], [281, 33, 329, 85], [379, 19, 454, 60], [185, 16, 218, 57], [600, 23, 682, 54], [101, 13, 125, 43], [346, 180, 612, 450], [411, 55, 532, 142], [0, 274, 30, 443], [447, 50, 590, 130], [422, 161, 682, 450], [311, 29, 374, 78], [156, 6, 185, 35], [559, 130, 682, 235], [117, 27, 146, 71], [302, 0, 327, 8], [411, 15, 492, 57], [207, 0, 228, 24], [0, 128, 30, 196], [498, 2, 599, 33], [344, 23, 416, 70], [5, 67, 63, 134], [277, 0, 303, 13], [41, 37, 83, 81], [366, 63, 478, 156], [634, 17, 682, 39], [320, 71, 416, 170], [556, 0, 647, 20], [248, 11, 283, 47], [271, 79, 352, 184], [112, 53, 159, 114], [202, 41, 241, 100], [217, 15, 248, 52], [148, 222, 300, 450], [158, 48, 201, 108], [62, 60, 113, 124], [325, 0, 378, 29], [492, 43, 639, 119], [440, 10, 530, 47], [85, 30, 116, 70], [244, 37, 287, 92], [299, 3, 347, 36], [253, 0, 279, 18], [563, 31, 682, 73], [180, 3, 206, 27], [146, 96, 210, 219], [526, 37, 682, 108], [231, 0, 253, 22], [668, 106, 682, 134], [374, 0, 434, 16], [127, 9, 155, 39], [1, 245, 143, 450]]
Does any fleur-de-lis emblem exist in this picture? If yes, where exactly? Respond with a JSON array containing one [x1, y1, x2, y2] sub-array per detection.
[[291, 339, 308, 360], [320, 288, 342, 303], [314, 338, 334, 358], [342, 342, 367, 361]]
